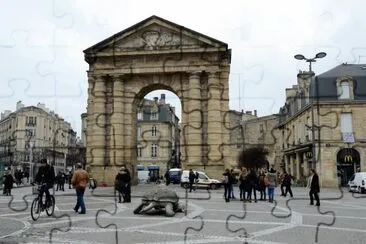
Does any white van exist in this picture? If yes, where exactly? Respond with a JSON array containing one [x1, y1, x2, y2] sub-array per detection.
[[348, 172, 366, 193], [180, 170, 221, 190]]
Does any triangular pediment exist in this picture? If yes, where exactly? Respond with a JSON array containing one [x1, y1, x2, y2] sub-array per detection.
[[84, 15, 228, 54]]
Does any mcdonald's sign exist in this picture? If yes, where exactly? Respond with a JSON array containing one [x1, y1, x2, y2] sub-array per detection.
[[344, 155, 353, 163], [306, 151, 313, 159]]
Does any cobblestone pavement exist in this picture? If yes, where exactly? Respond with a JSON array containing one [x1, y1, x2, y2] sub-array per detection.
[[1, 184, 366, 243]]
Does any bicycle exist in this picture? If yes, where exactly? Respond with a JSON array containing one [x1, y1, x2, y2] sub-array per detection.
[[30, 183, 55, 221]]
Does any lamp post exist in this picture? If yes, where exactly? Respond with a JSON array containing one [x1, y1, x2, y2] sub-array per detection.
[[294, 52, 327, 169]]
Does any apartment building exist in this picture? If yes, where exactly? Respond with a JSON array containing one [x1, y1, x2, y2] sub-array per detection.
[[277, 64, 366, 187], [229, 110, 281, 170], [0, 101, 77, 179], [136, 94, 180, 179]]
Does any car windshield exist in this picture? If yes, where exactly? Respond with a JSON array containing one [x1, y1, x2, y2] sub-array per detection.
[[170, 171, 180, 176]]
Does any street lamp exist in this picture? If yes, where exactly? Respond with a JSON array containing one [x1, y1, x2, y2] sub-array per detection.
[[294, 52, 327, 169], [294, 52, 327, 72]]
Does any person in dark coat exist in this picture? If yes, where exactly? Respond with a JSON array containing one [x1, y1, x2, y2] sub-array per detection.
[[3, 171, 14, 196], [222, 168, 233, 202], [308, 169, 320, 206], [164, 170, 171, 186], [247, 169, 258, 203], [68, 170, 73, 189], [188, 169, 196, 192], [115, 165, 131, 203], [282, 171, 293, 198]]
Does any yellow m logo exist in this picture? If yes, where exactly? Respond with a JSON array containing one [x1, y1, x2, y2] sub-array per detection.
[[344, 155, 353, 163]]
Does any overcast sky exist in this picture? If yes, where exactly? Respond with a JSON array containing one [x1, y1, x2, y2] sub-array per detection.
[[1, 0, 366, 136]]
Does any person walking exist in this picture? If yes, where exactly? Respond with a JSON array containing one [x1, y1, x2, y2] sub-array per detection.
[[115, 165, 131, 203], [308, 169, 320, 206], [222, 169, 233, 202], [266, 168, 277, 203], [68, 170, 73, 189], [71, 163, 89, 214], [3, 171, 14, 196], [188, 169, 196, 192], [283, 171, 293, 198]]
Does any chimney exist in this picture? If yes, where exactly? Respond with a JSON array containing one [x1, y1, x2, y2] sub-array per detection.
[[254, 110, 257, 116], [16, 101, 24, 111], [154, 97, 158, 103], [160, 94, 166, 104]]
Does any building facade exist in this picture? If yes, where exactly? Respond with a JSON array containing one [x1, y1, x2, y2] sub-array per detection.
[[229, 110, 281, 170], [136, 94, 180, 178], [277, 64, 366, 187], [0, 101, 77, 180]]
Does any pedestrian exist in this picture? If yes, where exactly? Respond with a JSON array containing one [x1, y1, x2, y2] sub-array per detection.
[[230, 169, 236, 199], [55, 172, 61, 191], [71, 163, 89, 214], [68, 170, 73, 189], [239, 167, 248, 201], [3, 171, 14, 196], [115, 165, 131, 203], [266, 168, 277, 203], [308, 169, 320, 206], [222, 168, 233, 202], [188, 169, 196, 192], [258, 170, 267, 201], [279, 170, 286, 196], [164, 170, 171, 186], [283, 171, 294, 198], [247, 169, 258, 203], [59, 171, 65, 191]]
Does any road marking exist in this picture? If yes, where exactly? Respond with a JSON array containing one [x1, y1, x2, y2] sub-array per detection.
[[0, 216, 31, 239]]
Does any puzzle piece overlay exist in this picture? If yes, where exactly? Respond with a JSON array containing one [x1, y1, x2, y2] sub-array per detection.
[[2, 12, 366, 244]]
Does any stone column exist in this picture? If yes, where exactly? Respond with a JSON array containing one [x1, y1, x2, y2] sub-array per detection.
[[220, 70, 231, 169], [303, 153, 309, 176], [207, 72, 223, 164], [86, 72, 95, 166], [111, 75, 124, 166], [89, 75, 107, 182], [187, 72, 202, 165], [296, 152, 301, 180], [285, 154, 289, 173]]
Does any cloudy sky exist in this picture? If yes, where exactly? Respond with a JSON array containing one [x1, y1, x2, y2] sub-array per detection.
[[1, 0, 366, 136]]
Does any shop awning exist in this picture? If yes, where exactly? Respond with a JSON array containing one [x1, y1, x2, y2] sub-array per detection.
[[147, 165, 160, 170], [136, 165, 145, 171]]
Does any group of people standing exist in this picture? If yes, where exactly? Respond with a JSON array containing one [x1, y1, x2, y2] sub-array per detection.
[[222, 167, 320, 206]]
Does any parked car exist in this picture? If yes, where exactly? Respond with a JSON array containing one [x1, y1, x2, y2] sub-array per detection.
[[168, 168, 182, 184], [348, 172, 366, 193], [180, 170, 221, 190]]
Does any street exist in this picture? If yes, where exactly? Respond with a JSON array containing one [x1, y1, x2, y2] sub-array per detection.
[[1, 184, 366, 244]]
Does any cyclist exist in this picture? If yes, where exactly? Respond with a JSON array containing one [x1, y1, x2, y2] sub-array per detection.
[[34, 158, 55, 207]]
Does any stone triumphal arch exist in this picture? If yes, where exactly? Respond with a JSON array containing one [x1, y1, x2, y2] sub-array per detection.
[[83, 16, 231, 185]]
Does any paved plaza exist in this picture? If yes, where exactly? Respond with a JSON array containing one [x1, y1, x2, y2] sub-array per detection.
[[0, 184, 366, 244]]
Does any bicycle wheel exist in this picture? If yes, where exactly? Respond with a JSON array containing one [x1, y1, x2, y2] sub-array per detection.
[[31, 198, 41, 221], [46, 196, 55, 216]]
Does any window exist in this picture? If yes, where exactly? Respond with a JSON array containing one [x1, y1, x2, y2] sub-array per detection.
[[137, 111, 143, 120], [259, 124, 264, 132], [339, 81, 350, 99], [152, 125, 157, 136], [151, 112, 158, 120], [137, 144, 142, 157], [151, 143, 158, 157], [137, 127, 142, 137], [341, 113, 354, 142]]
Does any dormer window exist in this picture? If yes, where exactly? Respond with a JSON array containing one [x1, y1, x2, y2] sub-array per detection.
[[337, 76, 354, 100]]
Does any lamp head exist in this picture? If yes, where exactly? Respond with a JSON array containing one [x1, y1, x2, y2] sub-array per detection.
[[315, 52, 327, 59], [294, 54, 305, 60]]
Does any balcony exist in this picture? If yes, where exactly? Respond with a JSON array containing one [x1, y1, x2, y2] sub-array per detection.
[[342, 132, 355, 143]]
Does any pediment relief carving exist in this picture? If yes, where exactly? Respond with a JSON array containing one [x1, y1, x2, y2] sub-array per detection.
[[105, 24, 214, 52]]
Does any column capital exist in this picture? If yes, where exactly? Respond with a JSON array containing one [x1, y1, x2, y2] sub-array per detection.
[[207, 71, 220, 79], [189, 71, 202, 79]]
